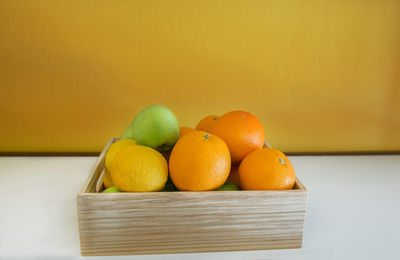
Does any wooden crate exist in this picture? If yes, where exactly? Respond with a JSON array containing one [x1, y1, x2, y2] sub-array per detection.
[[77, 138, 308, 256]]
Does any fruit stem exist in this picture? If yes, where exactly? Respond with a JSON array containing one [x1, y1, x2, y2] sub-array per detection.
[[204, 134, 210, 139], [279, 158, 285, 165]]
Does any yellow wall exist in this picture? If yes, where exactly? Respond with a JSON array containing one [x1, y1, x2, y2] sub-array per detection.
[[1, 0, 399, 153]]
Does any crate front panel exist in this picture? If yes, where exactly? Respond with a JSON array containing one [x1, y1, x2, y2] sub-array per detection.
[[78, 191, 307, 255]]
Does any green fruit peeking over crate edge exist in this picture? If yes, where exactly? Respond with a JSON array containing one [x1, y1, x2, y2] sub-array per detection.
[[121, 105, 180, 152], [102, 186, 120, 193], [217, 180, 239, 191]]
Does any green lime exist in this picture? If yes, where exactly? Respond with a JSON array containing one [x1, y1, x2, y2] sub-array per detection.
[[102, 186, 120, 193], [120, 123, 135, 140], [217, 180, 239, 191]]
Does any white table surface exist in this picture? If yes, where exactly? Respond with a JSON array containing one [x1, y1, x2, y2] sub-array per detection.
[[0, 155, 399, 260]]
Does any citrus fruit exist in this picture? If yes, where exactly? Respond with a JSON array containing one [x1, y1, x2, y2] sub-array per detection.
[[195, 115, 219, 131], [120, 123, 135, 140], [109, 145, 168, 192], [210, 111, 265, 163], [131, 105, 179, 152], [103, 170, 114, 188], [102, 186, 120, 193], [217, 180, 239, 191], [179, 126, 195, 138], [239, 148, 295, 190], [169, 131, 231, 191], [227, 165, 241, 189], [105, 139, 137, 170]]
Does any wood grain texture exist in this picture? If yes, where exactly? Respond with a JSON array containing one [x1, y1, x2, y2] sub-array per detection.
[[77, 138, 308, 256], [80, 137, 116, 194]]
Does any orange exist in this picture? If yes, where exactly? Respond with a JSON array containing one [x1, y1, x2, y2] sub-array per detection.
[[239, 148, 295, 190], [210, 111, 265, 163], [227, 165, 241, 189], [169, 130, 231, 191], [195, 115, 219, 132], [179, 126, 195, 138]]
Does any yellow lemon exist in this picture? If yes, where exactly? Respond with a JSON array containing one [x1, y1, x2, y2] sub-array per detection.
[[105, 139, 137, 170], [102, 170, 114, 188], [109, 145, 168, 192]]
